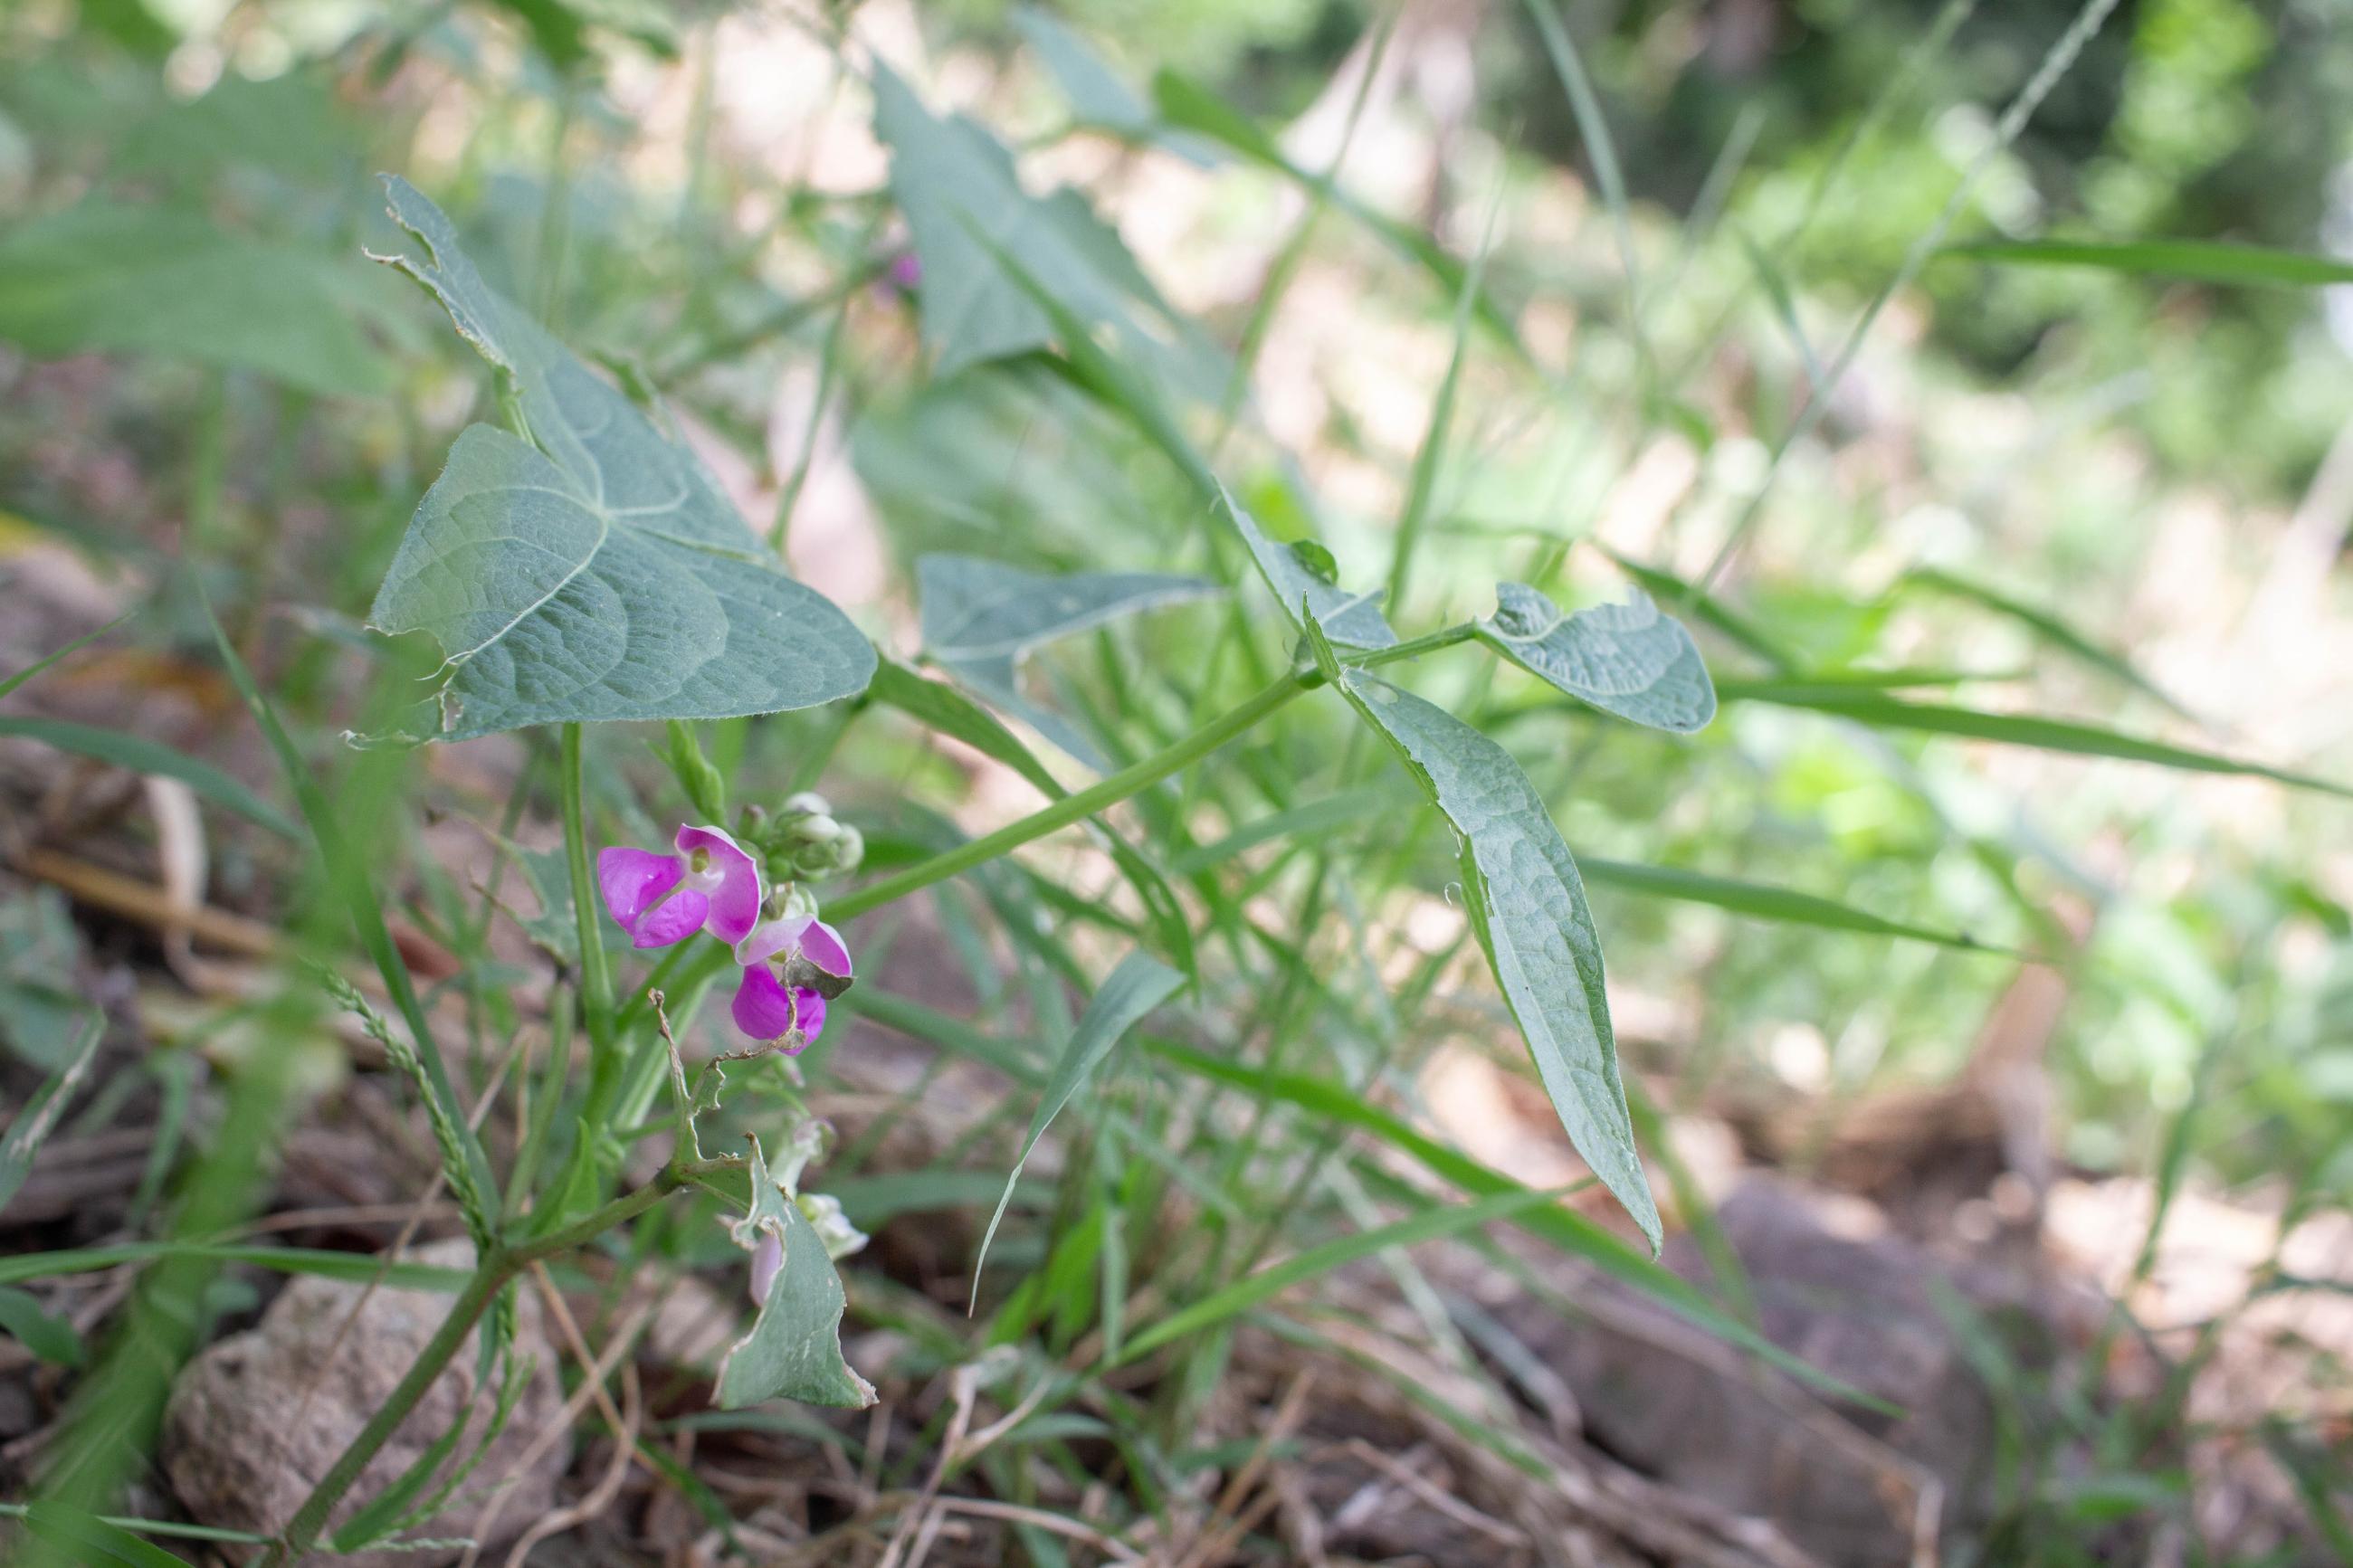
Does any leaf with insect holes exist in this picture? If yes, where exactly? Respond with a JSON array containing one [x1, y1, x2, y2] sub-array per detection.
[[717, 1139, 874, 1410], [364, 176, 873, 738], [1476, 582, 1715, 732], [1215, 486, 1396, 650], [1303, 611, 1660, 1251]]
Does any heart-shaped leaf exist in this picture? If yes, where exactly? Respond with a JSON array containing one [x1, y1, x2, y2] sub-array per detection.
[[1477, 582, 1715, 732], [367, 176, 874, 738], [1304, 613, 1660, 1252]]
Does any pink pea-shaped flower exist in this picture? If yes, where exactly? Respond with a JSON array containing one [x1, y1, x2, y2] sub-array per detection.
[[595, 824, 764, 949], [730, 913, 853, 1053]]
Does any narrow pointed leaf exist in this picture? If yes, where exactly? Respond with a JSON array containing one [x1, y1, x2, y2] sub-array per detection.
[[1141, 1037, 1881, 1406], [1941, 238, 2353, 289], [0, 717, 296, 837], [1722, 685, 2351, 797], [1901, 565, 2192, 717], [1015, 8, 1151, 133], [1307, 613, 1660, 1250], [0, 1286, 85, 1367], [0, 1012, 101, 1217], [1118, 1185, 1563, 1364], [21, 1504, 197, 1568], [1580, 859, 2013, 954], [973, 952, 1183, 1300], [367, 177, 872, 737], [1477, 582, 1716, 732]]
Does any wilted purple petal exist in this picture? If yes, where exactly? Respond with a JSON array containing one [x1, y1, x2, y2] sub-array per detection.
[[732, 964, 800, 1041], [597, 847, 681, 931], [799, 919, 853, 980], [734, 913, 806, 969], [748, 1232, 783, 1304]]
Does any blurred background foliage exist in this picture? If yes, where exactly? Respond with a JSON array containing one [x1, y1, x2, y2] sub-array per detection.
[[3, 0, 2352, 1557]]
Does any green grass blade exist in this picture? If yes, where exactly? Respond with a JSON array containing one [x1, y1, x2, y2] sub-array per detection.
[[1901, 565, 2193, 717], [1524, 0, 1645, 366], [1140, 1037, 1881, 1406], [1941, 238, 2353, 289], [0, 613, 132, 703], [1720, 684, 2351, 797], [0, 1012, 102, 1216], [0, 717, 297, 838], [1580, 857, 2018, 954], [0, 1243, 474, 1291], [197, 595, 498, 1206], [1118, 1185, 1563, 1364], [973, 952, 1183, 1303], [19, 1503, 197, 1568], [1386, 191, 1493, 610]]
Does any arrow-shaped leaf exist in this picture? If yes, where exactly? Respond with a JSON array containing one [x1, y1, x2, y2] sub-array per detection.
[[1305, 611, 1660, 1252]]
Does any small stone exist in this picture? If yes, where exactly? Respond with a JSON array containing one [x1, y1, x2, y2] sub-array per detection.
[[161, 1239, 566, 1568]]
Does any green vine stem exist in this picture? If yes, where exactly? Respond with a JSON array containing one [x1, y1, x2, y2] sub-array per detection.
[[261, 1157, 732, 1563]]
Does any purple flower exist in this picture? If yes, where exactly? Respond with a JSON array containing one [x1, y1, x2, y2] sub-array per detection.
[[596, 824, 764, 949], [730, 912, 853, 1053], [886, 252, 922, 290]]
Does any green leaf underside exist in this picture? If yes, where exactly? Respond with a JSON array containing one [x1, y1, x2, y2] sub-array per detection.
[[1217, 487, 1396, 649], [0, 201, 395, 396], [1478, 582, 1716, 732], [918, 554, 1222, 665], [717, 1140, 873, 1410], [1313, 621, 1660, 1252], [872, 63, 1210, 386], [0, 717, 297, 838], [367, 176, 873, 737], [973, 951, 1184, 1298]]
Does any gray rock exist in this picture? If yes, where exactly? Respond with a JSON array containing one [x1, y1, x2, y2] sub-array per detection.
[[160, 1239, 567, 1567]]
